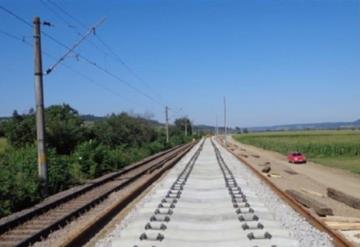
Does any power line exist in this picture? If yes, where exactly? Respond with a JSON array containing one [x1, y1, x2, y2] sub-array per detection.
[[47, 0, 88, 30], [39, 0, 77, 29], [0, 29, 31, 46], [168, 107, 183, 121], [40, 28, 164, 106], [94, 35, 165, 100], [0, 5, 164, 107], [46, 17, 106, 74], [1, 4, 185, 122], [45, 0, 167, 104], [58, 62, 150, 108], [39, 0, 110, 57], [44, 1, 186, 116], [0, 5, 32, 28], [0, 28, 150, 109]]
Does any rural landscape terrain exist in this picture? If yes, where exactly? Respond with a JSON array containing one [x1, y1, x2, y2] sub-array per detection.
[[0, 1, 359, 247], [234, 130, 360, 173], [0, 104, 196, 217]]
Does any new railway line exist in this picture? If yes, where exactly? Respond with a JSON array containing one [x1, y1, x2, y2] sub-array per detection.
[[0, 138, 355, 247], [96, 138, 351, 247]]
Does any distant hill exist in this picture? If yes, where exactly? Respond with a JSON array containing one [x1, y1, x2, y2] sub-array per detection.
[[0, 117, 11, 121], [80, 114, 105, 122], [246, 119, 360, 132], [2, 113, 359, 132], [81, 114, 163, 128], [0, 114, 162, 128]]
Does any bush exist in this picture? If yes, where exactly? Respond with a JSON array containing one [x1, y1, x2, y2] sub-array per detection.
[[0, 145, 40, 217], [0, 104, 199, 217], [71, 141, 118, 180], [46, 104, 86, 154], [0, 122, 5, 137], [110, 145, 151, 167], [146, 141, 166, 154], [0, 145, 77, 217], [48, 154, 77, 194], [93, 113, 157, 148], [2, 105, 86, 154], [3, 110, 36, 147], [174, 117, 192, 135]]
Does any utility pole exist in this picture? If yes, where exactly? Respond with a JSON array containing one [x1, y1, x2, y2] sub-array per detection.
[[224, 96, 227, 146], [216, 115, 218, 136], [184, 118, 188, 137], [165, 106, 169, 143], [33, 17, 48, 197]]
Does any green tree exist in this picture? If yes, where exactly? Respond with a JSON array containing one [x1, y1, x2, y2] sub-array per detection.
[[93, 113, 157, 148], [45, 104, 85, 154], [3, 110, 36, 147], [71, 140, 117, 180], [174, 117, 192, 135], [0, 145, 75, 217], [3, 105, 85, 154], [0, 121, 5, 137], [0, 103, 194, 217]]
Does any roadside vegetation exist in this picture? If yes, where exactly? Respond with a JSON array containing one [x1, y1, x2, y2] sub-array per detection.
[[0, 138, 6, 154], [233, 130, 360, 173], [0, 104, 199, 217]]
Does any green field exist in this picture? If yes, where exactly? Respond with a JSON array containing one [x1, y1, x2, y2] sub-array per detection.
[[233, 130, 360, 173], [0, 138, 7, 153]]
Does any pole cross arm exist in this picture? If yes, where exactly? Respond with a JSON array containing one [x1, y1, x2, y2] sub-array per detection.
[[46, 17, 106, 75]]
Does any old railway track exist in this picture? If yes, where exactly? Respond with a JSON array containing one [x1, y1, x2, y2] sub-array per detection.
[[0, 142, 196, 247]]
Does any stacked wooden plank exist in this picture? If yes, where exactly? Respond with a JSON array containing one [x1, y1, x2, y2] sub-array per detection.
[[286, 189, 333, 216], [324, 216, 360, 230]]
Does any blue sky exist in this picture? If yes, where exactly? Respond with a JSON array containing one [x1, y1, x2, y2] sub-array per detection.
[[0, 0, 359, 127]]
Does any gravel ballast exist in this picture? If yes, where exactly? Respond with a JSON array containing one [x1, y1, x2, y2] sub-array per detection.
[[216, 141, 334, 247], [96, 139, 334, 247]]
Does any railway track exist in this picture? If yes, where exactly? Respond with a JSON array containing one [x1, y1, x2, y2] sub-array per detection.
[[221, 139, 355, 247], [0, 142, 195, 247], [104, 138, 324, 246]]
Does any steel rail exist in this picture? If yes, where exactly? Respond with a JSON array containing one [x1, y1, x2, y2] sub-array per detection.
[[0, 143, 182, 235], [63, 139, 202, 247], [219, 139, 354, 247], [0, 142, 195, 247]]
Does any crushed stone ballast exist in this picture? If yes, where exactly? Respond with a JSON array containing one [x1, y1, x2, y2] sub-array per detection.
[[97, 138, 333, 247]]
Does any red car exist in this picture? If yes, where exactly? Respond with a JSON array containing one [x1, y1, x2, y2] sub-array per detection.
[[287, 152, 306, 164]]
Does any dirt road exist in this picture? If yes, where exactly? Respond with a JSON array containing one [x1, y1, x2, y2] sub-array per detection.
[[227, 136, 360, 218]]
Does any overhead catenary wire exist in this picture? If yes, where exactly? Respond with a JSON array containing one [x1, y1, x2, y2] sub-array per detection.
[[42, 1, 186, 117], [39, 0, 110, 57], [42, 31, 165, 107], [1, 5, 187, 125], [47, 0, 88, 30], [39, 0, 77, 29], [0, 28, 151, 110], [45, 17, 106, 74], [0, 5, 164, 108], [0, 5, 33, 28], [168, 107, 184, 121], [45, 0, 167, 104], [0, 29, 31, 45], [94, 34, 165, 100]]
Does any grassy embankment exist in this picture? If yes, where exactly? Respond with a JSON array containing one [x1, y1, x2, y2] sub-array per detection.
[[0, 138, 7, 153], [233, 130, 360, 173]]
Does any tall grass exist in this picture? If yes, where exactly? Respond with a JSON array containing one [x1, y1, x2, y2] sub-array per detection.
[[235, 130, 360, 156], [234, 130, 360, 173], [0, 138, 7, 153]]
